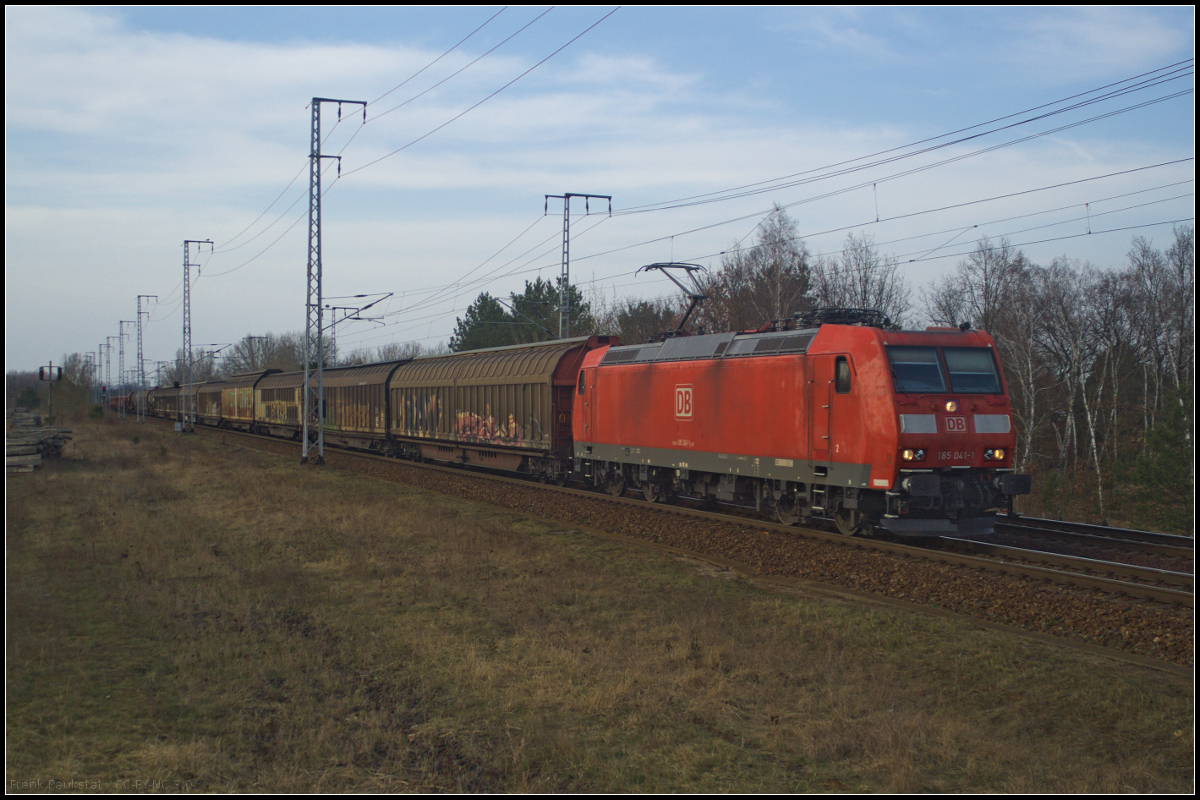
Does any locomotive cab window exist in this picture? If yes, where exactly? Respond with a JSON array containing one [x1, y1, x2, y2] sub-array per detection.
[[577, 370, 586, 396], [942, 347, 1003, 394], [886, 346, 947, 393], [835, 356, 852, 394]]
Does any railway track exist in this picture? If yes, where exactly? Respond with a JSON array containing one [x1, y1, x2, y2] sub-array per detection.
[[927, 537, 1193, 606], [995, 513, 1194, 558], [180, 420, 1193, 610], [127, 418, 1193, 665]]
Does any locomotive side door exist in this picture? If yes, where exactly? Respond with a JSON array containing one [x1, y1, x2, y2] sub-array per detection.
[[828, 355, 857, 465], [808, 355, 835, 463], [576, 366, 596, 442]]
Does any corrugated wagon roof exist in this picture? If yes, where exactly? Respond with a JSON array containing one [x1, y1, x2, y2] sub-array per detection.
[[223, 369, 281, 389], [321, 360, 407, 388], [257, 371, 308, 390], [390, 340, 583, 388]]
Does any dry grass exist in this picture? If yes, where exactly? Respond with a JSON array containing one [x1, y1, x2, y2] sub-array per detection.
[[5, 417, 1194, 792]]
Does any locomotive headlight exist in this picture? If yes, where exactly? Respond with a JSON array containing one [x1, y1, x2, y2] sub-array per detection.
[[984, 448, 1006, 461], [902, 448, 926, 462], [945, 400, 959, 413]]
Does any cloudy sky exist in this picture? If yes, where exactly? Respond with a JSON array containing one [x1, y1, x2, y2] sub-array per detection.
[[5, 6, 1194, 375]]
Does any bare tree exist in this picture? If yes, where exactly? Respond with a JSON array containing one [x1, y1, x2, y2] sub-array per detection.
[[1163, 224, 1196, 394], [810, 232, 912, 326], [911, 231, 1191, 527], [162, 347, 222, 385], [697, 204, 811, 332], [592, 291, 682, 344], [341, 340, 449, 365], [1125, 225, 1194, 488], [219, 332, 312, 376], [922, 236, 1028, 331], [996, 268, 1054, 474]]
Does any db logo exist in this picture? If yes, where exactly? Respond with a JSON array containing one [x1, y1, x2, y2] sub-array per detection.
[[675, 385, 693, 419], [945, 416, 967, 433]]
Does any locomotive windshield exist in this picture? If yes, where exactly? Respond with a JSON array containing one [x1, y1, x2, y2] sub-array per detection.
[[943, 347, 1002, 393], [886, 346, 946, 393], [887, 345, 1003, 394]]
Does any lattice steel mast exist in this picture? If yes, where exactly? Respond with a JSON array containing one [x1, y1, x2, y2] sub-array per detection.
[[303, 97, 365, 464], [105, 337, 117, 408], [84, 353, 96, 404], [182, 240, 212, 432], [136, 295, 156, 422], [118, 320, 135, 418], [544, 193, 611, 338]]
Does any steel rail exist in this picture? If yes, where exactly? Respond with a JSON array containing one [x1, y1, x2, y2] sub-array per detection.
[[937, 537, 1194, 590], [177, 421, 1194, 609], [997, 513, 1193, 551]]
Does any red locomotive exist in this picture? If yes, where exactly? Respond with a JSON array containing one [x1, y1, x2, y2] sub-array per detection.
[[573, 309, 1030, 536]]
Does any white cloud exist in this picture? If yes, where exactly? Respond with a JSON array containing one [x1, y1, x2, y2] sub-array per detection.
[[1014, 8, 1193, 82], [4, 7, 1193, 370]]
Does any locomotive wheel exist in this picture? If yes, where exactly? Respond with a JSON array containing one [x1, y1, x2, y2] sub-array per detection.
[[607, 476, 626, 497], [643, 481, 666, 503], [834, 504, 870, 537], [775, 494, 801, 526]]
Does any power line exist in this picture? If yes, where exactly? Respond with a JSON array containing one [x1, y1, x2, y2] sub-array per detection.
[[193, 32, 1187, 301], [335, 61, 1192, 332], [211, 9, 511, 255], [548, 149, 1197, 270], [389, 213, 611, 320], [340, 7, 620, 179], [368, 7, 551, 123], [198, 9, 616, 282], [612, 59, 1194, 216], [372, 6, 510, 106], [338, 167, 1193, 346]]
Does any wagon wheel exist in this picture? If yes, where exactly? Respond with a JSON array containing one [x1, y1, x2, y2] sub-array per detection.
[[555, 471, 569, 487], [834, 503, 870, 537], [775, 494, 801, 526]]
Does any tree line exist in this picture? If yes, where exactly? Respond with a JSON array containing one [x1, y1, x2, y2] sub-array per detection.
[[32, 207, 1191, 532]]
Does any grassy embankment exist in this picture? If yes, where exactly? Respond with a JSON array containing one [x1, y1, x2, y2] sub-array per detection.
[[6, 415, 1193, 792]]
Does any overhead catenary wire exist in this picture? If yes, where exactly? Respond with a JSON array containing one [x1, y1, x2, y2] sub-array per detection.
[[334, 212, 1197, 353], [211, 9, 511, 255], [340, 7, 621, 179], [371, 6, 510, 106], [336, 174, 1194, 348], [192, 8, 617, 284], [345, 175, 1193, 335], [199, 48, 1187, 295], [331, 66, 1195, 347], [610, 59, 1194, 216], [407, 212, 610, 317], [138, 50, 1191, 361], [337, 90, 1195, 332], [388, 213, 612, 322], [368, 7, 552, 124]]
